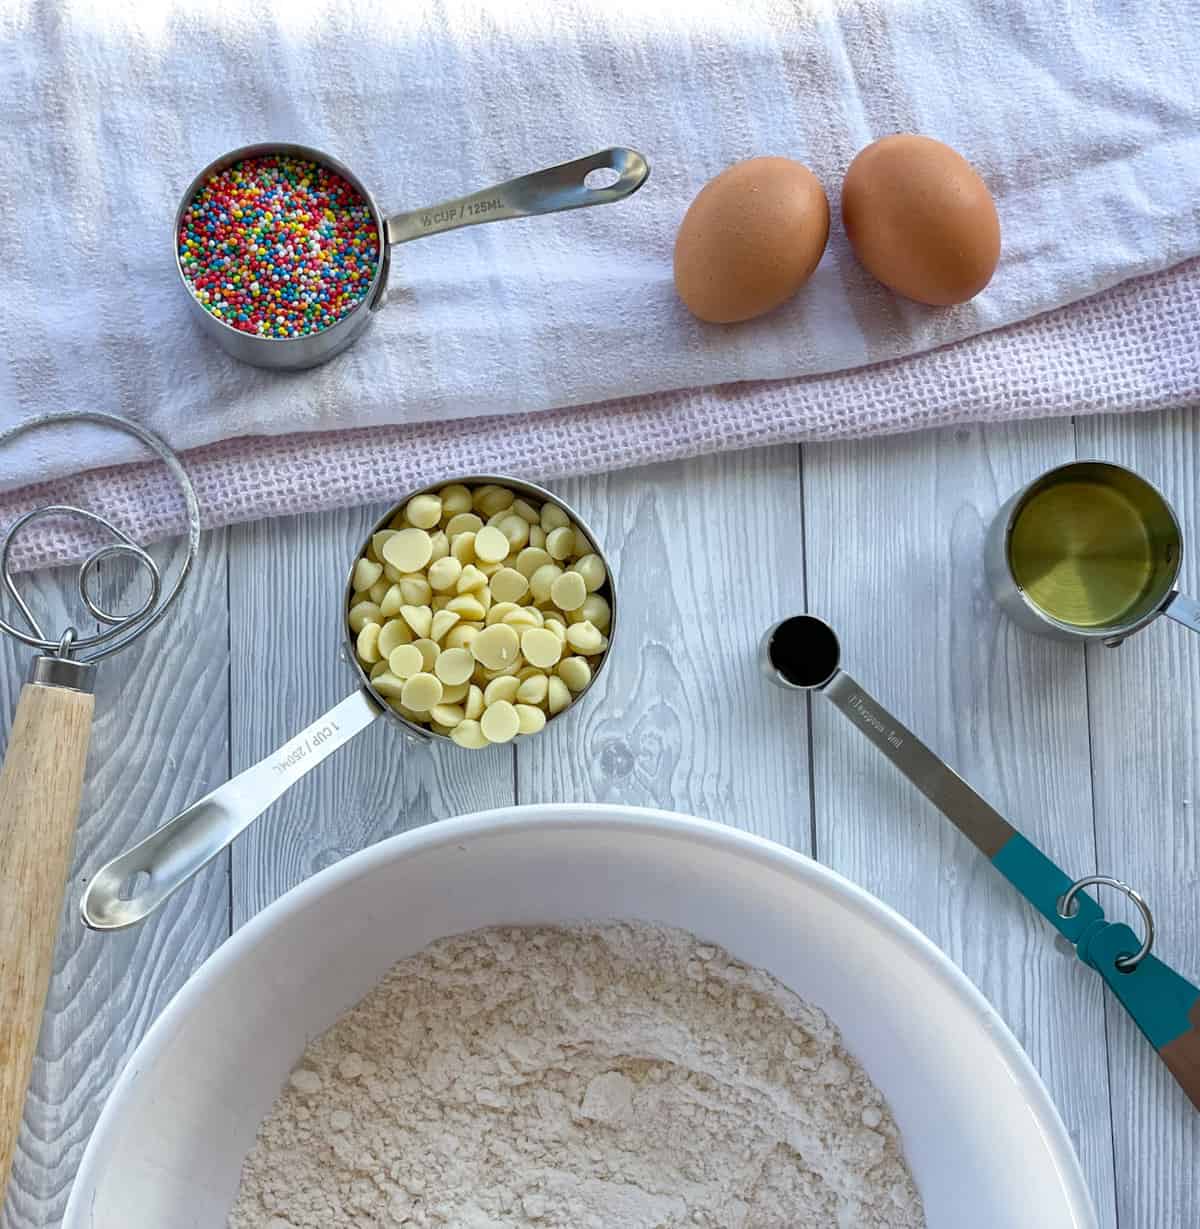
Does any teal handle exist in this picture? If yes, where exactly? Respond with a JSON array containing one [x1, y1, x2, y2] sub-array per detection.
[[992, 833, 1200, 1109]]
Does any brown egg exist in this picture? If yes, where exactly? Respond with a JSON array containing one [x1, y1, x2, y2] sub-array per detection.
[[842, 135, 1000, 306], [674, 157, 830, 323]]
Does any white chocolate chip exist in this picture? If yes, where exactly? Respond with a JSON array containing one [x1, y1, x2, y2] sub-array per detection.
[[428, 556, 462, 592], [398, 575, 433, 606], [379, 584, 404, 617], [372, 531, 397, 559], [434, 647, 474, 686], [413, 639, 441, 672], [479, 660, 521, 681], [516, 547, 552, 578], [401, 672, 442, 712], [550, 570, 587, 612], [444, 623, 481, 652], [565, 620, 605, 655], [545, 526, 576, 561], [450, 531, 477, 564], [496, 514, 530, 551], [474, 525, 510, 564], [515, 704, 546, 735], [356, 623, 382, 664], [511, 498, 540, 525], [369, 659, 390, 681], [382, 528, 433, 574], [456, 564, 488, 593], [485, 601, 520, 626], [503, 607, 543, 630], [529, 563, 563, 603], [480, 700, 520, 743], [446, 594, 486, 621], [353, 558, 383, 592], [405, 494, 442, 529], [580, 593, 611, 632], [547, 676, 571, 714], [439, 680, 469, 704], [348, 601, 383, 634], [370, 672, 406, 699], [430, 610, 461, 642], [366, 579, 388, 607], [388, 643, 425, 678], [450, 719, 488, 749], [377, 618, 414, 658], [490, 567, 529, 604], [557, 656, 593, 691], [571, 553, 607, 592], [516, 672, 549, 705], [430, 702, 465, 727], [428, 530, 449, 562], [541, 502, 569, 532], [465, 684, 484, 720], [475, 486, 514, 518], [484, 676, 521, 706], [445, 512, 484, 538], [472, 624, 520, 671], [399, 604, 433, 639], [529, 525, 547, 549], [521, 627, 563, 669], [440, 484, 472, 516]]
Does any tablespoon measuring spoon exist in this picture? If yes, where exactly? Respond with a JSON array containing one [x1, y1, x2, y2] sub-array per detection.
[[175, 143, 650, 370], [762, 613, 1200, 1110]]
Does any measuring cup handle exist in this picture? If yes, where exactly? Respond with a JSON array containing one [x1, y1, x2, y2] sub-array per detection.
[[1162, 591, 1200, 636], [385, 147, 650, 246], [80, 689, 382, 931]]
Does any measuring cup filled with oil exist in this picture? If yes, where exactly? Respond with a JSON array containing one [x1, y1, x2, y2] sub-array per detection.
[[985, 461, 1200, 646]]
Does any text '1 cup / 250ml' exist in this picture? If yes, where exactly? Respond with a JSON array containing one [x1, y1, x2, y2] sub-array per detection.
[[174, 143, 650, 371]]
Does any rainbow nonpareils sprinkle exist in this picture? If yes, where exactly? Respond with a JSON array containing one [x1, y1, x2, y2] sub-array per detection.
[[178, 154, 380, 339]]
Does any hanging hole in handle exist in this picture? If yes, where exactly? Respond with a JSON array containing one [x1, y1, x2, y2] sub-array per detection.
[[584, 167, 621, 190], [117, 870, 151, 901]]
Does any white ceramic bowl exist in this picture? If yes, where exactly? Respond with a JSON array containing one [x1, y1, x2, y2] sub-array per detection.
[[65, 805, 1096, 1229]]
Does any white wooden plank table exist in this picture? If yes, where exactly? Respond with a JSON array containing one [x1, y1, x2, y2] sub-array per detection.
[[0, 410, 1194, 1228]]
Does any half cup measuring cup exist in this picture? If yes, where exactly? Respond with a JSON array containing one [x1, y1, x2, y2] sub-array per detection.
[[80, 476, 617, 931], [174, 143, 649, 370]]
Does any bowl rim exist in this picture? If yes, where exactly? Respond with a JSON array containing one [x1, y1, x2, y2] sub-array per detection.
[[64, 803, 1096, 1228]]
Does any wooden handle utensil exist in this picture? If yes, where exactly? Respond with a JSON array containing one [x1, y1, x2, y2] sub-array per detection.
[[0, 660, 94, 1203]]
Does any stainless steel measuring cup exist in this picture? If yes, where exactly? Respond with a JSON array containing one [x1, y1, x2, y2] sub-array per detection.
[[80, 475, 617, 931], [174, 143, 650, 370], [985, 460, 1200, 646], [760, 613, 1200, 1110]]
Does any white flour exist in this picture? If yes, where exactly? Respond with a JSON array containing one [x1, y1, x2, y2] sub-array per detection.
[[228, 923, 925, 1228]]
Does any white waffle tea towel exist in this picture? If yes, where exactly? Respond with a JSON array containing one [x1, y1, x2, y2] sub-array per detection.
[[0, 0, 1198, 489]]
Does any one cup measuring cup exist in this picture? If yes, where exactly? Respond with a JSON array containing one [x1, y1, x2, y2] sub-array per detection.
[[174, 142, 649, 370], [80, 476, 617, 931], [985, 460, 1200, 646]]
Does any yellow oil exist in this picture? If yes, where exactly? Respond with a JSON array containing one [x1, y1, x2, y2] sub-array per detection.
[[1008, 480, 1155, 628]]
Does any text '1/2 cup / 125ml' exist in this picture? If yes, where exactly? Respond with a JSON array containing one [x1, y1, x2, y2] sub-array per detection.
[[80, 476, 617, 933], [174, 143, 649, 371], [985, 460, 1200, 646]]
